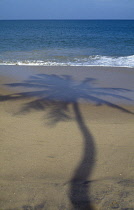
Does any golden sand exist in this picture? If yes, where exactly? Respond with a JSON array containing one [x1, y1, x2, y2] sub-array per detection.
[[0, 66, 134, 209]]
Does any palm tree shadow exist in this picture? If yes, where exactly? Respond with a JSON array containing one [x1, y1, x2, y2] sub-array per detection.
[[0, 73, 133, 210]]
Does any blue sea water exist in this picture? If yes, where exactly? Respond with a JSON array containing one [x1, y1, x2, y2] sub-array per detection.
[[0, 20, 134, 67]]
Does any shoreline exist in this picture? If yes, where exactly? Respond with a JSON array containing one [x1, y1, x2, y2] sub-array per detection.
[[0, 65, 134, 71], [0, 64, 134, 67], [0, 64, 134, 68]]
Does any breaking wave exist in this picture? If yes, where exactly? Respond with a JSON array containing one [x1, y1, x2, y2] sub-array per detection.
[[0, 55, 134, 68]]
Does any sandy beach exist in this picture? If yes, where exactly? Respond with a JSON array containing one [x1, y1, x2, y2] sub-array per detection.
[[0, 66, 134, 210]]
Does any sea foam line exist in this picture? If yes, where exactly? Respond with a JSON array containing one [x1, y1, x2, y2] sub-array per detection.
[[0, 55, 134, 67]]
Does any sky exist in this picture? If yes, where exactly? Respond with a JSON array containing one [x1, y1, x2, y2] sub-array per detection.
[[0, 0, 134, 20]]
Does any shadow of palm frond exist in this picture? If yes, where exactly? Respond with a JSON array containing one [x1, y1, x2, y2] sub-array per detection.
[[0, 74, 133, 210], [1, 74, 133, 115]]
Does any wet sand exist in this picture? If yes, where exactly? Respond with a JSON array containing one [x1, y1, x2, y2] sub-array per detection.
[[0, 66, 134, 209]]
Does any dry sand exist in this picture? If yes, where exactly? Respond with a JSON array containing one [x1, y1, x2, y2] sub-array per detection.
[[0, 66, 134, 210]]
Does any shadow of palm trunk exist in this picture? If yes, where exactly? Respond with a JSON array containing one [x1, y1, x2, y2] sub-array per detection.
[[69, 102, 95, 210]]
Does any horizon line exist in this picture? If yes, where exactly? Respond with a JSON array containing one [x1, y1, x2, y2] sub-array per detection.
[[0, 19, 134, 21]]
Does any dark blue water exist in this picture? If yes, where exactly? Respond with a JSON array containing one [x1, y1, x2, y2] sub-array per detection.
[[0, 20, 134, 67]]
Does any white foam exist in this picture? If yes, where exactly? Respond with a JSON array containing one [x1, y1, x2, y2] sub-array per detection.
[[0, 55, 134, 67]]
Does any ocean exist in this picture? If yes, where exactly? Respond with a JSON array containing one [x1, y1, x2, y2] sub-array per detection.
[[0, 20, 134, 67]]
